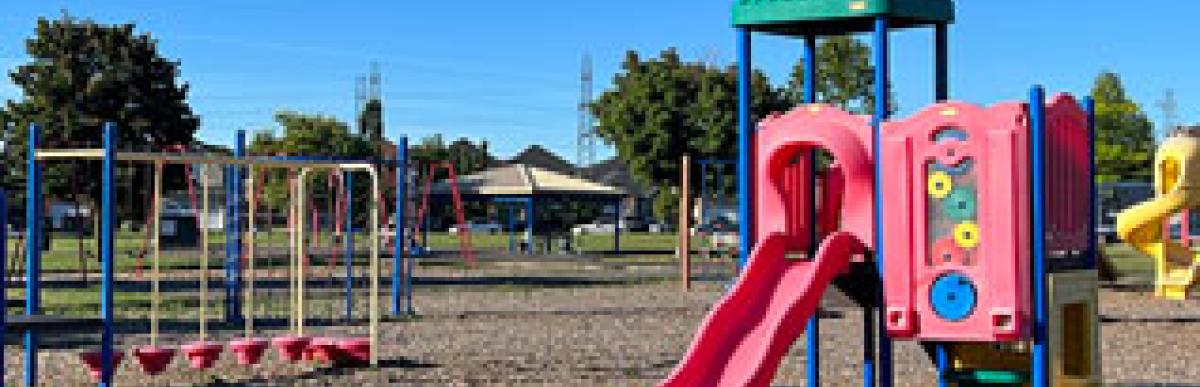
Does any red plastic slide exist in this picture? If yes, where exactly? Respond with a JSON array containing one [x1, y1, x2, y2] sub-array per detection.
[[659, 231, 863, 387]]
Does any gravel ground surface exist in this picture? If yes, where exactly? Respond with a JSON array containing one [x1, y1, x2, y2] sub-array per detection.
[[4, 263, 1199, 386]]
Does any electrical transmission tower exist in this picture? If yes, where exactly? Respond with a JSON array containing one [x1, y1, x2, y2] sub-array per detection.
[[1157, 89, 1178, 141], [577, 53, 596, 169]]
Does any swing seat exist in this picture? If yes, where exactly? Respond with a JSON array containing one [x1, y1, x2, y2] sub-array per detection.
[[132, 346, 175, 376], [335, 338, 371, 366], [230, 338, 269, 365], [181, 341, 223, 369], [79, 350, 124, 381], [272, 335, 311, 363], [307, 337, 341, 363]]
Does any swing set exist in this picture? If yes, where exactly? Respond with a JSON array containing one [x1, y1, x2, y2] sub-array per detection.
[[21, 125, 406, 385]]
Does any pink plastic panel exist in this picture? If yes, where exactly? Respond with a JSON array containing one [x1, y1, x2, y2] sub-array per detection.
[[881, 101, 1030, 342], [754, 105, 874, 251], [1044, 94, 1090, 252]]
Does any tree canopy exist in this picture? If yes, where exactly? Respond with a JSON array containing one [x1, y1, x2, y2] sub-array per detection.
[[408, 134, 495, 181], [249, 111, 378, 213], [358, 98, 383, 141], [2, 14, 198, 223], [590, 48, 790, 219], [787, 36, 895, 114], [1092, 71, 1154, 183]]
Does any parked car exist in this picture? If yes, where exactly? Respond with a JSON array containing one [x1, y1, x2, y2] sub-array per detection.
[[448, 222, 502, 234], [572, 220, 617, 234]]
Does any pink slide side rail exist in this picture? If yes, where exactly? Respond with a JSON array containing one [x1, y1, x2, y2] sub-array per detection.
[[658, 232, 862, 387]]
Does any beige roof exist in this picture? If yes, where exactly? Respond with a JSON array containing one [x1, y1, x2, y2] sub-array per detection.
[[430, 163, 624, 197]]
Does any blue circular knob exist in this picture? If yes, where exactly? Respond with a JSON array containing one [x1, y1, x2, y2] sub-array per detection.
[[929, 272, 977, 322]]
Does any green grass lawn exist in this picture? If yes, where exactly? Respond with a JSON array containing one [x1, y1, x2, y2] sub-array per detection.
[[420, 231, 706, 252]]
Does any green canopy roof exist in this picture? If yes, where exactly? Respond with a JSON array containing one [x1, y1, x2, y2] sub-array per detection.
[[733, 0, 954, 36]]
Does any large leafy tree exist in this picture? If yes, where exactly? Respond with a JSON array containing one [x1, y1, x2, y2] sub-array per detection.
[[408, 134, 495, 180], [358, 98, 383, 141], [1092, 71, 1154, 183], [249, 112, 378, 223], [405, 134, 495, 227], [2, 15, 197, 241], [0, 15, 199, 281], [786, 36, 895, 114], [591, 49, 789, 220]]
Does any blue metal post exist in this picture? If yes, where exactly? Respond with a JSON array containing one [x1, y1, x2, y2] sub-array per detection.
[[700, 161, 708, 228], [345, 171, 354, 321], [225, 130, 245, 323], [24, 123, 41, 387], [935, 23, 949, 101], [1030, 86, 1049, 387], [393, 139, 407, 315], [99, 123, 117, 387], [802, 33, 821, 387], [0, 189, 5, 387], [736, 28, 754, 270], [1084, 97, 1098, 269], [525, 197, 534, 253], [872, 16, 893, 387], [935, 344, 949, 387], [934, 22, 951, 386], [507, 205, 516, 253]]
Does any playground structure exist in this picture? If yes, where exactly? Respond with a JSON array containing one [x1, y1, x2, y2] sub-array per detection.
[[1116, 131, 1200, 300], [662, 1, 1101, 386], [11, 125, 421, 385]]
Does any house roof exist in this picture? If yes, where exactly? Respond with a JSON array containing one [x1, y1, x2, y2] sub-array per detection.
[[579, 158, 649, 197], [505, 145, 576, 175], [430, 163, 623, 197]]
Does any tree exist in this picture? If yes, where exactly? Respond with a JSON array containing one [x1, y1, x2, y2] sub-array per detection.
[[4, 15, 198, 216], [358, 98, 383, 141], [786, 36, 896, 115], [591, 48, 790, 220], [1092, 71, 1154, 183], [249, 111, 378, 223], [2, 15, 198, 267], [407, 134, 496, 227], [408, 134, 495, 180]]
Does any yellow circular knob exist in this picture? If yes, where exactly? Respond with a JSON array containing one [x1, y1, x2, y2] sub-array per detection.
[[928, 171, 953, 199], [954, 221, 981, 249]]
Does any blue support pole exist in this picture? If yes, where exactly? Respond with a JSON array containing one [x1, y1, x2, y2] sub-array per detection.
[[0, 189, 5, 387], [99, 123, 117, 387], [802, 33, 821, 387], [24, 123, 41, 387], [225, 130, 245, 323], [934, 22, 951, 386], [700, 161, 708, 227], [526, 197, 534, 254], [1084, 97, 1098, 270], [507, 205, 516, 253], [736, 28, 754, 270], [1030, 85, 1049, 387], [398, 137, 412, 314], [935, 23, 949, 102], [872, 16, 893, 387], [345, 171, 354, 321], [935, 344, 949, 387]]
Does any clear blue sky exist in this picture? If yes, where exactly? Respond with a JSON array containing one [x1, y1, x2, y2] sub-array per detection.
[[0, 1, 1195, 161]]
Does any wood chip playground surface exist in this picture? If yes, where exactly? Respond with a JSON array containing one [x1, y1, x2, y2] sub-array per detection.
[[3, 239, 1199, 386]]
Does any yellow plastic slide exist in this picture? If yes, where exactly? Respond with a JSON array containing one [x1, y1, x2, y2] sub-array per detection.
[[1116, 134, 1200, 300]]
